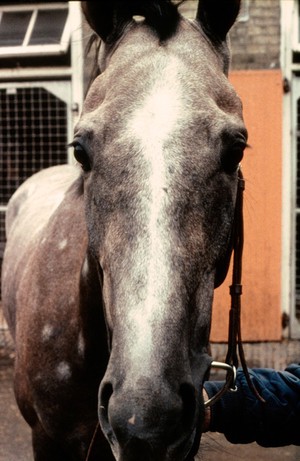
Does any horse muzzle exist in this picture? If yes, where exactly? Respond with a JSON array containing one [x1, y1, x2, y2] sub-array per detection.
[[97, 357, 238, 461], [98, 376, 203, 461]]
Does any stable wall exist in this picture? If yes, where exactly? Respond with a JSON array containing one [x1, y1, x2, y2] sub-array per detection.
[[211, 69, 283, 342]]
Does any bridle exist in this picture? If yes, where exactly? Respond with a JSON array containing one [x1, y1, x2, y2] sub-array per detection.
[[204, 167, 265, 408]]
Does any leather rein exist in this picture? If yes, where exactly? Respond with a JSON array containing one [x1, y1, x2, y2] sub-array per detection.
[[204, 168, 265, 407]]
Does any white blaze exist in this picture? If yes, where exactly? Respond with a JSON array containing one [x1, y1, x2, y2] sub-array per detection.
[[127, 57, 182, 371]]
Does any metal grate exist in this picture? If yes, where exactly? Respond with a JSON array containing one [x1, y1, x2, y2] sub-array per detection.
[[0, 85, 69, 299], [0, 86, 68, 206]]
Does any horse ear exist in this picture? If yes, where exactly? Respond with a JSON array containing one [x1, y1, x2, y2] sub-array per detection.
[[81, 1, 125, 43], [196, 0, 241, 42]]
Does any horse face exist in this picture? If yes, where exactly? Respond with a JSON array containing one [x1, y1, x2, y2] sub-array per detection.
[[76, 1, 245, 459]]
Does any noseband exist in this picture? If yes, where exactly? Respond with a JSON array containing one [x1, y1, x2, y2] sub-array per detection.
[[204, 168, 265, 408]]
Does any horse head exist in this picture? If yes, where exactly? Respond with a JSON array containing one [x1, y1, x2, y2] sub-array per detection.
[[77, 1, 246, 459]]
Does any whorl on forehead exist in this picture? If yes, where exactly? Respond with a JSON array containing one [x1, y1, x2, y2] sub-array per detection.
[[82, 0, 181, 43]]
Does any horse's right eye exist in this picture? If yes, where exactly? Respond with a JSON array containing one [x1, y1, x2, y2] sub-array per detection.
[[73, 143, 91, 172], [221, 142, 245, 174]]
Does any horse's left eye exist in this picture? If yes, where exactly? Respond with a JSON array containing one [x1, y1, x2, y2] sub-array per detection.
[[73, 143, 91, 172], [221, 141, 245, 174]]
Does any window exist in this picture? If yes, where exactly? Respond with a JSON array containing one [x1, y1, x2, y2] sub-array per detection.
[[0, 3, 70, 57], [292, 0, 300, 52]]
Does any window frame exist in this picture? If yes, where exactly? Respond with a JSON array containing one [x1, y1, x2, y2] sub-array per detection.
[[0, 3, 70, 57]]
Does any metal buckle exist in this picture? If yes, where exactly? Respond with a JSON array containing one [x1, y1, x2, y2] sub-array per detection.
[[204, 361, 237, 408]]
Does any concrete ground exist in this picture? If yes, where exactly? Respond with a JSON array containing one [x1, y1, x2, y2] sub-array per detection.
[[1, 359, 32, 461], [1, 359, 300, 461]]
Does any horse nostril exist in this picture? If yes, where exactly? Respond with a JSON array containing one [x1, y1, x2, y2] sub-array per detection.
[[179, 383, 197, 430], [98, 381, 113, 437]]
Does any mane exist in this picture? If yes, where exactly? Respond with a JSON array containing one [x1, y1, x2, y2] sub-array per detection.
[[129, 0, 183, 42], [85, 0, 184, 93]]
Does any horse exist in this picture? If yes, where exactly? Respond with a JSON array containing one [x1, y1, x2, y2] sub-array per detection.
[[1, 1, 247, 460]]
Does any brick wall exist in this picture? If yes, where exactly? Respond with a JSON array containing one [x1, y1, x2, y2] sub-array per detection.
[[179, 0, 281, 70], [229, 0, 281, 70]]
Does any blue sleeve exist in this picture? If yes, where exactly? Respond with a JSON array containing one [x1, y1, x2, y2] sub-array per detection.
[[203, 364, 300, 447]]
